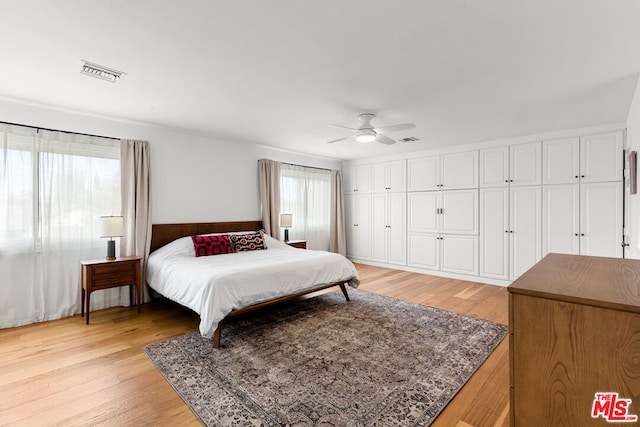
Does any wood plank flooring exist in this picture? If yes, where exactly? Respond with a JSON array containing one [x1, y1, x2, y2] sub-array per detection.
[[0, 263, 509, 426]]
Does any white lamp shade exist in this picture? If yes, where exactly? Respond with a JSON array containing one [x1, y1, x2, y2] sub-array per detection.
[[100, 216, 123, 238], [280, 213, 293, 228]]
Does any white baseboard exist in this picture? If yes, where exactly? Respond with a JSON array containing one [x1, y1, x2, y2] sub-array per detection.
[[348, 258, 511, 288]]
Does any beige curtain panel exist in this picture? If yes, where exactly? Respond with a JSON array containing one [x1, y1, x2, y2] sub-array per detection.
[[120, 139, 153, 303], [258, 158, 281, 239], [330, 169, 347, 256]]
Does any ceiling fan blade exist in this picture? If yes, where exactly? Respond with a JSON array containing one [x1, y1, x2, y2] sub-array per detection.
[[328, 124, 358, 131], [376, 135, 396, 145], [325, 136, 351, 144], [375, 123, 416, 134]]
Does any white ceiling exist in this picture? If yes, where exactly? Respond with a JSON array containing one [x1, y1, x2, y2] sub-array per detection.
[[0, 0, 639, 160]]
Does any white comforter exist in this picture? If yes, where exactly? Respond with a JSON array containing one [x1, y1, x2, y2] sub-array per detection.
[[146, 234, 360, 338]]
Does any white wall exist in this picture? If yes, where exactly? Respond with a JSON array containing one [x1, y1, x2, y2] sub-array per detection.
[[625, 75, 640, 259], [0, 98, 341, 224]]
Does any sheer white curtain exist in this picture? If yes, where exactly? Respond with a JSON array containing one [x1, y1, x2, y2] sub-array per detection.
[[280, 164, 331, 250], [0, 124, 122, 329]]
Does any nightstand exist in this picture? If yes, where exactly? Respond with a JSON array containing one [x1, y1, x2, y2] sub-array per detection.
[[80, 256, 142, 324], [286, 240, 307, 249]]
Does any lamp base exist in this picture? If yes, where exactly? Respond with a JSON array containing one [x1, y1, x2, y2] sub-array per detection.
[[284, 228, 289, 242], [106, 240, 116, 260]]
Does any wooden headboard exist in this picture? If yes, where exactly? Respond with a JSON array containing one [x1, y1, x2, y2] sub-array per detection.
[[150, 220, 263, 253]]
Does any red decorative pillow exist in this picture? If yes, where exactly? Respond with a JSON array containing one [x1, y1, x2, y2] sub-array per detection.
[[191, 234, 234, 257], [229, 230, 266, 252]]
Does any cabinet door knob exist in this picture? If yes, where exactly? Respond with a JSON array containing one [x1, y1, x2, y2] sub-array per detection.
[[575, 176, 579, 179], [581, 233, 585, 236], [581, 175, 585, 178], [575, 233, 579, 236]]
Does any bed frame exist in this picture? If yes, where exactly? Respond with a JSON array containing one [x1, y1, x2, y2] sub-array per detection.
[[149, 221, 351, 348]]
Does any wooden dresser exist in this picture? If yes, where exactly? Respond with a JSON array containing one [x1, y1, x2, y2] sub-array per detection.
[[508, 254, 640, 426]]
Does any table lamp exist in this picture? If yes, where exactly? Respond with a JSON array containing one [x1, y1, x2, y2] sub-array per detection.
[[280, 213, 292, 242], [100, 215, 123, 260]]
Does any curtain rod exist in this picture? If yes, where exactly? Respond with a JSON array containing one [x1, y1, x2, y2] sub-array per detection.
[[0, 120, 120, 141], [281, 162, 332, 172]]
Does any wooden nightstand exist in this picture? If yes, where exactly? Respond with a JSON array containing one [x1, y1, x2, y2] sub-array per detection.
[[80, 256, 142, 324], [286, 240, 307, 249]]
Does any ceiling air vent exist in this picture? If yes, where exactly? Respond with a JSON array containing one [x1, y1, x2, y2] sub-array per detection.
[[80, 60, 123, 83], [399, 136, 420, 143]]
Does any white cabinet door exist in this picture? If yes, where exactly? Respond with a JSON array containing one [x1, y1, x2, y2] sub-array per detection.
[[480, 147, 509, 188], [408, 156, 439, 191], [408, 192, 438, 233], [441, 151, 479, 190], [510, 142, 541, 186], [543, 138, 580, 185], [355, 194, 371, 259], [441, 190, 478, 235], [542, 184, 580, 256], [580, 182, 623, 257], [355, 164, 371, 193], [343, 164, 371, 193], [408, 152, 478, 191], [370, 193, 406, 265], [345, 194, 371, 259], [372, 160, 406, 193], [370, 194, 387, 262], [580, 131, 623, 183], [510, 186, 542, 280], [388, 192, 406, 265], [388, 160, 406, 192], [345, 195, 356, 257], [371, 163, 387, 193], [408, 233, 439, 269], [480, 188, 509, 280], [343, 166, 355, 194], [441, 235, 479, 275]]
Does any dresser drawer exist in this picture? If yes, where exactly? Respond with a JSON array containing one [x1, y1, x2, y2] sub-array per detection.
[[90, 261, 137, 288]]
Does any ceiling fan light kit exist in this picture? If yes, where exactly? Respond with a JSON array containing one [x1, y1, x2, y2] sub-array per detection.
[[326, 113, 415, 146], [355, 130, 377, 143]]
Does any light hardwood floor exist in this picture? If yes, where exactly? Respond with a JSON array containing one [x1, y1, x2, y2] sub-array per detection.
[[0, 263, 509, 426]]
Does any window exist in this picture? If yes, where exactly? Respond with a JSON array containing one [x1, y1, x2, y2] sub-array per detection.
[[0, 123, 121, 328], [280, 164, 331, 250], [1, 125, 120, 253]]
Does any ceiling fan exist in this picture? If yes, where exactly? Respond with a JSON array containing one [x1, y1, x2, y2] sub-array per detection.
[[326, 113, 415, 145]]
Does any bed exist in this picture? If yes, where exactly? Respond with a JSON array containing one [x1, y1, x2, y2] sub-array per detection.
[[146, 221, 360, 348]]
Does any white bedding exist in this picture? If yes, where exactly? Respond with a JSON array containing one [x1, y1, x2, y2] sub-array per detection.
[[146, 234, 360, 338]]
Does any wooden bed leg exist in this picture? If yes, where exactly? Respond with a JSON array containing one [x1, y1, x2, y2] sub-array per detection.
[[339, 283, 350, 301], [212, 323, 222, 349]]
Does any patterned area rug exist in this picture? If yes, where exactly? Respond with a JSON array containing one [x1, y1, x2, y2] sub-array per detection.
[[143, 288, 507, 426]]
